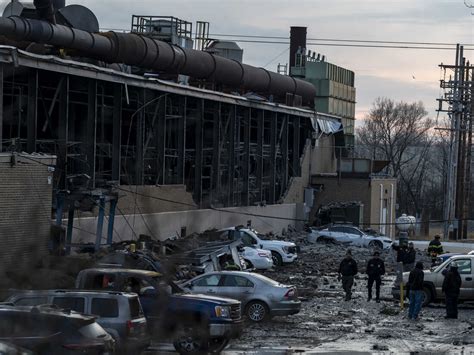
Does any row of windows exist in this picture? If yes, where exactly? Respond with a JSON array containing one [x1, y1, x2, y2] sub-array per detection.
[[14, 297, 119, 318]]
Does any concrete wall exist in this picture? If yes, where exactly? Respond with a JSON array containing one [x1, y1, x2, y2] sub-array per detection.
[[370, 178, 397, 238], [71, 203, 298, 244]]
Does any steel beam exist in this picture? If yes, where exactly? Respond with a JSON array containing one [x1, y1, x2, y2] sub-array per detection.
[[65, 206, 74, 255], [95, 196, 105, 252], [211, 102, 221, 204], [0, 64, 3, 152], [194, 99, 204, 206], [292, 116, 301, 177], [256, 110, 264, 203], [27, 69, 38, 153], [242, 108, 250, 206], [107, 199, 117, 245], [156, 93, 166, 185], [86, 80, 97, 187], [135, 89, 145, 185], [228, 105, 236, 206], [269, 112, 277, 204], [281, 114, 289, 191], [112, 85, 122, 182], [56, 75, 69, 190], [177, 96, 186, 184]]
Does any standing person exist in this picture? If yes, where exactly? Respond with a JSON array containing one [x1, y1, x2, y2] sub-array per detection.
[[404, 242, 416, 272], [407, 262, 424, 320], [338, 250, 358, 301], [366, 251, 385, 303], [392, 243, 407, 285], [442, 262, 462, 319], [428, 235, 444, 266]]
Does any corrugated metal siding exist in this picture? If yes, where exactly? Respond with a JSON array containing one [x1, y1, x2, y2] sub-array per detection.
[[0, 160, 54, 272]]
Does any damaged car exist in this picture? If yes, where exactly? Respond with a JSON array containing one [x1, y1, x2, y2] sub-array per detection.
[[240, 247, 273, 270], [181, 271, 301, 322], [308, 225, 393, 250], [219, 227, 298, 266]]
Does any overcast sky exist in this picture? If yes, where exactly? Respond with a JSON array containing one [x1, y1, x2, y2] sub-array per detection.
[[2, 0, 473, 122]]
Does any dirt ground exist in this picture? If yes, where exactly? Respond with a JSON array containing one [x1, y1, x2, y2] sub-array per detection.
[[232, 239, 474, 353]]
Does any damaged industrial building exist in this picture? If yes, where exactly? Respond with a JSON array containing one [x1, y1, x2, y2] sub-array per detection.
[[0, 0, 397, 255]]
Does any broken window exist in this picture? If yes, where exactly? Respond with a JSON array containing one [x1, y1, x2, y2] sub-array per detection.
[[194, 275, 221, 287], [222, 275, 254, 287]]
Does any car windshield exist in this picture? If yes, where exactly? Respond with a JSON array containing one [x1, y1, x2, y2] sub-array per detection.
[[151, 276, 185, 294]]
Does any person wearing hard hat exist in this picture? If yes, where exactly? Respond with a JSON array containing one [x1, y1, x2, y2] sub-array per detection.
[[427, 235, 444, 266], [442, 262, 462, 319]]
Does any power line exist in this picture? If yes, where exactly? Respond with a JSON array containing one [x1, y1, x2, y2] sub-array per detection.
[[209, 33, 474, 47], [209, 38, 474, 51]]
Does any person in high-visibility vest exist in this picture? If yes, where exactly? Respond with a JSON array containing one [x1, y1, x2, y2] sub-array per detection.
[[427, 235, 444, 266]]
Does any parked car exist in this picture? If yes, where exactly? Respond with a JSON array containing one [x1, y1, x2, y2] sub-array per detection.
[[219, 227, 298, 266], [392, 254, 474, 305], [181, 271, 301, 322], [308, 225, 393, 250], [0, 304, 115, 354], [6, 289, 150, 354], [75, 268, 243, 354], [240, 247, 273, 270], [0, 341, 33, 355]]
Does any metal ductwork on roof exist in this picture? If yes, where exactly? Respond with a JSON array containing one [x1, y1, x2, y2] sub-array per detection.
[[0, 16, 316, 105]]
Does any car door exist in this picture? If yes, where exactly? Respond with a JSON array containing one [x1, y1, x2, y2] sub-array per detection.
[[344, 227, 364, 246], [329, 227, 349, 243], [189, 274, 222, 296], [454, 258, 474, 299], [218, 274, 256, 306]]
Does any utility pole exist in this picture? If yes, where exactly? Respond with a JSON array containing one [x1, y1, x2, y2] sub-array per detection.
[[438, 44, 473, 240]]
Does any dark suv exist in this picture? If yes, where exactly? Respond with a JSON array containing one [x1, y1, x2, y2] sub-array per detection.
[[76, 268, 243, 354], [6, 290, 150, 353], [0, 305, 115, 354]]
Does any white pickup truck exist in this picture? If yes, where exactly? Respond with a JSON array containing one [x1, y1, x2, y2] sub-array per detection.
[[392, 254, 474, 305], [218, 227, 298, 266]]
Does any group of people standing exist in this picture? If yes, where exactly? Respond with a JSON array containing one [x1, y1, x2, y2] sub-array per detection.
[[337, 240, 463, 320], [338, 249, 385, 303]]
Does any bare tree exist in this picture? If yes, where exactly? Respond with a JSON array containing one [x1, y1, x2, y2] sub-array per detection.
[[357, 97, 436, 215]]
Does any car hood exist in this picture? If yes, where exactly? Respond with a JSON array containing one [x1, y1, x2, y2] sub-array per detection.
[[261, 240, 296, 248], [174, 292, 239, 305]]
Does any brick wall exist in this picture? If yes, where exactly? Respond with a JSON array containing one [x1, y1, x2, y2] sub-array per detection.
[[0, 154, 55, 274]]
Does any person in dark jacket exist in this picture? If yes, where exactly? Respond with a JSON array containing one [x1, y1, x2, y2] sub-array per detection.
[[428, 235, 444, 266], [442, 262, 462, 319], [404, 242, 416, 272], [366, 251, 385, 302], [407, 261, 424, 320], [338, 250, 358, 301]]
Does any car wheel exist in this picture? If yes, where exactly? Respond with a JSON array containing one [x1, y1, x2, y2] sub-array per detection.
[[246, 301, 269, 322], [422, 286, 432, 306], [173, 324, 208, 354], [272, 252, 283, 267], [368, 240, 383, 250], [207, 338, 229, 353], [244, 259, 254, 269]]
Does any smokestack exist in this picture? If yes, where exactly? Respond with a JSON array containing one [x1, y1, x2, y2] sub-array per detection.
[[53, 0, 66, 10], [290, 26, 307, 68], [33, 0, 56, 23]]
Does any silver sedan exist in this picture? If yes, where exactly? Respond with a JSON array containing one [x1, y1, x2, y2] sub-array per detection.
[[181, 271, 301, 322]]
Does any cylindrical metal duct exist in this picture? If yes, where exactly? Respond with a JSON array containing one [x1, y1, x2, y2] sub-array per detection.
[[290, 26, 307, 68], [0, 16, 316, 105]]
